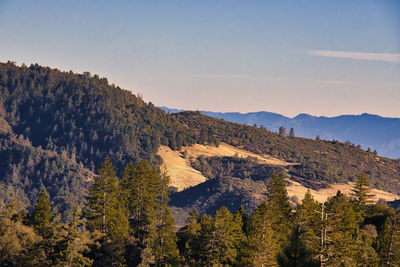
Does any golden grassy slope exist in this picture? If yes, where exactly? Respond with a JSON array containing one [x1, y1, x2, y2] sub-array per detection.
[[158, 142, 400, 202], [158, 142, 291, 191], [286, 179, 399, 203]]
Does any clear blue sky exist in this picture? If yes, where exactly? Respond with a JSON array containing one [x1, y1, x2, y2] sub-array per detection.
[[0, 0, 399, 117]]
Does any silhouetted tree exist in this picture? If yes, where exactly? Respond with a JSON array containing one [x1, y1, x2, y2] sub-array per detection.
[[279, 126, 287, 137], [289, 128, 295, 137]]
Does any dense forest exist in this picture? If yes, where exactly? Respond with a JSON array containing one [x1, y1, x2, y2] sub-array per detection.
[[0, 62, 197, 219], [1, 158, 400, 266], [1, 62, 400, 221], [1, 62, 400, 265]]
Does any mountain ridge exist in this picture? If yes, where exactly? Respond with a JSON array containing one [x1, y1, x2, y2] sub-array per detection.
[[1, 62, 399, 223], [161, 107, 400, 159]]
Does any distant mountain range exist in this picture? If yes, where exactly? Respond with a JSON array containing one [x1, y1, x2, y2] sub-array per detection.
[[161, 108, 400, 159]]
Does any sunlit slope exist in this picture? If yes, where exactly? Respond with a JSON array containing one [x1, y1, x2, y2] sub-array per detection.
[[159, 142, 399, 203], [157, 142, 292, 191], [286, 179, 399, 203]]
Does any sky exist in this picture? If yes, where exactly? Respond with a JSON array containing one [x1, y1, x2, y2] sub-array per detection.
[[0, 0, 399, 118]]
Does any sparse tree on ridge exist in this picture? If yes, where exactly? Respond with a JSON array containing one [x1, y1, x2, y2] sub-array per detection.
[[279, 126, 287, 137], [289, 127, 295, 137]]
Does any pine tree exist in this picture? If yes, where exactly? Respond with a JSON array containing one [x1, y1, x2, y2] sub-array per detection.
[[85, 157, 121, 235], [243, 201, 278, 266], [266, 171, 293, 244], [351, 172, 375, 209], [0, 199, 42, 265], [289, 127, 295, 137], [198, 207, 245, 266], [152, 169, 179, 266], [177, 209, 201, 265], [84, 157, 128, 266], [324, 191, 363, 266], [295, 190, 321, 257], [279, 126, 287, 137], [277, 224, 319, 267], [55, 206, 93, 267], [122, 160, 161, 266], [380, 211, 400, 266], [32, 188, 53, 236]]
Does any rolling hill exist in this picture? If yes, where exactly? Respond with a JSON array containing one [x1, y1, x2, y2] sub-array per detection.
[[161, 107, 400, 159], [1, 62, 399, 223]]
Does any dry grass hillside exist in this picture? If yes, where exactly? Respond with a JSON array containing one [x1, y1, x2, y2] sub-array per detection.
[[159, 142, 400, 202], [286, 179, 399, 203], [158, 142, 291, 191]]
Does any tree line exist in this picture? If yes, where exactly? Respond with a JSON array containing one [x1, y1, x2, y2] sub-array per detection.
[[1, 158, 400, 266]]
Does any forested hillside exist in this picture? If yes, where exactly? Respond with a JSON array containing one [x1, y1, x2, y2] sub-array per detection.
[[172, 111, 400, 194], [162, 107, 400, 159], [1, 62, 400, 265], [1, 62, 400, 221], [2, 162, 400, 266], [0, 62, 196, 217]]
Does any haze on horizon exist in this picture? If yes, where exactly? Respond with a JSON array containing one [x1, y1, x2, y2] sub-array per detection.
[[0, 0, 399, 118]]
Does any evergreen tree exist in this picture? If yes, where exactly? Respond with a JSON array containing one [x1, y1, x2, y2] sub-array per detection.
[[243, 201, 278, 266], [324, 191, 363, 266], [122, 160, 160, 266], [177, 209, 201, 265], [295, 190, 321, 258], [277, 224, 319, 267], [198, 207, 245, 266], [352, 172, 375, 209], [379, 211, 400, 266], [279, 126, 287, 137], [85, 157, 125, 236], [0, 199, 42, 265], [54, 206, 93, 266], [84, 157, 128, 266], [153, 170, 180, 266], [32, 188, 53, 236], [266, 171, 293, 244], [289, 127, 295, 137], [357, 224, 379, 266]]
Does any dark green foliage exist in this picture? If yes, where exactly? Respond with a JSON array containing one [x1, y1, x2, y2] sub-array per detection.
[[243, 201, 279, 266], [0, 62, 194, 170], [84, 157, 128, 266], [379, 211, 400, 266], [277, 224, 319, 267], [295, 190, 321, 257], [170, 176, 267, 216], [266, 171, 293, 244], [177, 209, 201, 265], [32, 188, 52, 235], [153, 170, 180, 266], [121, 160, 179, 266], [0, 130, 90, 222], [1, 165, 398, 266], [324, 191, 364, 266], [0, 62, 196, 220], [85, 157, 127, 237], [191, 155, 281, 181], [352, 172, 375, 209], [197, 207, 245, 266], [1, 62, 400, 265]]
